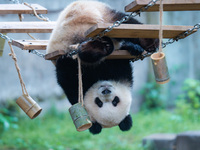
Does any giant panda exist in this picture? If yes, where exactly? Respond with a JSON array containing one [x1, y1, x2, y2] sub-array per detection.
[[47, 0, 158, 134]]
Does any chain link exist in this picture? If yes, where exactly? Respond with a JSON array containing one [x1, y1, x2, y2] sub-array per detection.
[[0, 33, 13, 42], [29, 50, 45, 58], [162, 23, 200, 48], [92, 0, 159, 40], [9, 0, 20, 4], [38, 14, 50, 22]]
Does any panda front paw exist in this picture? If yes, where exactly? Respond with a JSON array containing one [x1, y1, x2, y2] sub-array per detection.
[[139, 38, 159, 53], [78, 36, 114, 63]]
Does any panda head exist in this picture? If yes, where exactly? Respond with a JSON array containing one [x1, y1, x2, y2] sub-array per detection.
[[84, 80, 133, 134]]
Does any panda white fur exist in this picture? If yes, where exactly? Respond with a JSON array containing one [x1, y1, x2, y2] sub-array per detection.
[[47, 0, 158, 134]]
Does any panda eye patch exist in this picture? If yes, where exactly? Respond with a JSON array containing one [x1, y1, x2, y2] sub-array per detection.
[[95, 97, 103, 108], [112, 96, 120, 107]]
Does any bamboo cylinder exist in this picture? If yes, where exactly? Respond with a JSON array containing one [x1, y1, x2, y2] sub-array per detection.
[[151, 52, 170, 84], [16, 95, 42, 119], [69, 103, 92, 132]]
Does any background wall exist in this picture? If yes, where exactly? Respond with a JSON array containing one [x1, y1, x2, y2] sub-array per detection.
[[0, 0, 199, 112]]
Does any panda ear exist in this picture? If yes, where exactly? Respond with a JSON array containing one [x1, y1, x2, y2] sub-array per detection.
[[118, 114, 132, 131], [89, 122, 102, 134]]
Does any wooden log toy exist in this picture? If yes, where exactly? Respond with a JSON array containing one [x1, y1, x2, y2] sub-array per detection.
[[151, 52, 170, 84], [69, 103, 92, 132], [16, 95, 42, 119]]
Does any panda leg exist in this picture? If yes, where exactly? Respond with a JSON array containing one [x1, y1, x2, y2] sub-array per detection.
[[118, 114, 132, 131], [89, 122, 102, 134], [78, 36, 114, 63], [111, 11, 159, 52], [120, 40, 145, 56]]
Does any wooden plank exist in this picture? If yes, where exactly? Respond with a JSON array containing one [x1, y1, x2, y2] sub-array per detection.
[[0, 22, 55, 33], [85, 23, 197, 39], [45, 50, 136, 60], [125, 0, 200, 12], [11, 40, 136, 60], [0, 4, 47, 14], [45, 50, 66, 60], [12, 40, 48, 50]]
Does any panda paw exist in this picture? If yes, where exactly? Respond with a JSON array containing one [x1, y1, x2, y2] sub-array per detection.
[[118, 114, 132, 131], [139, 38, 159, 52], [78, 36, 114, 63], [89, 122, 102, 134]]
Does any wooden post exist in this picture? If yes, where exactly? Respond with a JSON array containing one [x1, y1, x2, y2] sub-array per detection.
[[0, 33, 6, 56], [69, 103, 92, 132], [16, 95, 42, 119], [151, 52, 170, 84]]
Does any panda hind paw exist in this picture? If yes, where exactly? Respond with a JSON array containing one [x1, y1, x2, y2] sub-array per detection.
[[89, 122, 102, 134], [78, 36, 114, 63]]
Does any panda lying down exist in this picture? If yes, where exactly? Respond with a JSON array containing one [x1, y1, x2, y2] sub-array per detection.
[[47, 0, 158, 134]]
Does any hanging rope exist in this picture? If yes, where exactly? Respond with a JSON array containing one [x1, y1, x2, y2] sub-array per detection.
[[8, 42, 29, 96], [77, 56, 84, 106], [23, 2, 49, 22], [158, 0, 163, 54]]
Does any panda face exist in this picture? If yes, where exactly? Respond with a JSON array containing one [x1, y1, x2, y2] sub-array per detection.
[[84, 81, 132, 128]]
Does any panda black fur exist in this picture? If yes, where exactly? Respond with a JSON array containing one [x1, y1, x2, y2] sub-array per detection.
[[47, 0, 158, 134]]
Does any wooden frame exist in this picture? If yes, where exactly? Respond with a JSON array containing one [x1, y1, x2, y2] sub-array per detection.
[[0, 22, 55, 33], [125, 0, 200, 12], [85, 24, 197, 39], [0, 4, 47, 14]]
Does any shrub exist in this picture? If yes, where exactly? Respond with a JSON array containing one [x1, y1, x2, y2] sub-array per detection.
[[140, 82, 166, 111]]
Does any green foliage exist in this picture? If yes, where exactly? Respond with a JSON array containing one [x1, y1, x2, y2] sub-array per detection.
[[176, 79, 200, 109], [140, 82, 166, 111], [1, 107, 200, 150], [0, 102, 19, 134], [175, 79, 200, 122]]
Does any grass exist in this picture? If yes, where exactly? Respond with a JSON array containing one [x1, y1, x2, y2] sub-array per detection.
[[0, 107, 200, 150]]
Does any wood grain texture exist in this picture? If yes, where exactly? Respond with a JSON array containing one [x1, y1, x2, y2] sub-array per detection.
[[0, 4, 47, 14], [85, 23, 197, 39], [0, 22, 55, 33], [12, 40, 48, 50], [125, 0, 200, 12], [11, 40, 136, 60]]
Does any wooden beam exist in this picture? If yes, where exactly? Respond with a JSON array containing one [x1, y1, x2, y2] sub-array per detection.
[[125, 0, 200, 12], [0, 4, 47, 14], [0, 22, 55, 33], [85, 23, 197, 39], [44, 50, 136, 60], [11, 40, 136, 60], [45, 50, 66, 60], [12, 40, 48, 50]]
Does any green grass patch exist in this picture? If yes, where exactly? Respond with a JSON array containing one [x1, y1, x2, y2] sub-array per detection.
[[0, 108, 200, 150]]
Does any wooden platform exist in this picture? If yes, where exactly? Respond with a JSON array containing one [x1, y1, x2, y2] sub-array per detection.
[[1, 22, 197, 39], [125, 0, 200, 12], [0, 22, 55, 33], [11, 40, 136, 60], [12, 40, 48, 50], [45, 50, 136, 60], [0, 4, 47, 14], [85, 24, 197, 39]]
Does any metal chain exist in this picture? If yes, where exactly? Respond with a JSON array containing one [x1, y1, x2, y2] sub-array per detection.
[[162, 23, 200, 48], [38, 14, 50, 22], [0, 33, 45, 58], [29, 50, 45, 58], [92, 0, 159, 40], [9, 0, 20, 4], [0, 33, 13, 42], [131, 51, 155, 62]]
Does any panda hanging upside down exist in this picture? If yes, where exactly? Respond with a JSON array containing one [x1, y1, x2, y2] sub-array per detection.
[[47, 0, 158, 134]]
